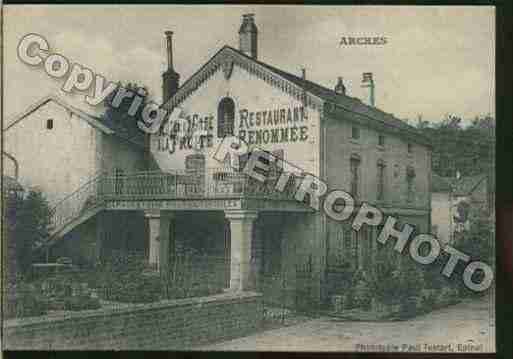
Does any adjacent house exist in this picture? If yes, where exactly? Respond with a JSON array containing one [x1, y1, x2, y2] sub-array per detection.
[[431, 172, 494, 245], [3, 95, 148, 266], [452, 173, 492, 232]]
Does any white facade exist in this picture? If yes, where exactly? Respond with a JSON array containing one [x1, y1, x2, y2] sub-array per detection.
[[4, 98, 101, 206], [3, 96, 146, 207], [151, 58, 321, 176]]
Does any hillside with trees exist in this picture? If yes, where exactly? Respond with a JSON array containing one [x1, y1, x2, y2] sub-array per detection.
[[415, 114, 495, 177]]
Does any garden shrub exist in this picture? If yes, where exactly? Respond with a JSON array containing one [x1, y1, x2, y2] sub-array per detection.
[[436, 286, 460, 307], [420, 289, 438, 312], [27, 272, 101, 312], [353, 277, 372, 310], [12, 283, 47, 318], [398, 296, 420, 319], [368, 250, 402, 307], [163, 249, 225, 300], [94, 252, 165, 303], [98, 268, 162, 303]]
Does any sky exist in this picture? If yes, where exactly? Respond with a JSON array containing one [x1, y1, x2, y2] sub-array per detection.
[[3, 5, 495, 125]]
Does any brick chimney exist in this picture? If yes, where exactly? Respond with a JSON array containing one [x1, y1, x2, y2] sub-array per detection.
[[334, 76, 346, 95], [162, 31, 180, 104], [239, 14, 258, 59], [361, 72, 375, 107]]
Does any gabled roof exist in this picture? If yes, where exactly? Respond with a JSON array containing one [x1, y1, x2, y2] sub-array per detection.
[[4, 95, 144, 148], [245, 49, 424, 138], [4, 95, 114, 134], [164, 45, 430, 146]]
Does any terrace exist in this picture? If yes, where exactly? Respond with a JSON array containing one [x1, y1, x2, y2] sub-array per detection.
[[49, 166, 310, 239]]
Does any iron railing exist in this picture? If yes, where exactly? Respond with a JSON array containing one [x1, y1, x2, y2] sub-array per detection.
[[49, 173, 105, 235], [46, 167, 302, 239], [99, 167, 302, 200]]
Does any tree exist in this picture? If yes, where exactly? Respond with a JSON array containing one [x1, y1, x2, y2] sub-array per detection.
[[415, 113, 495, 177], [7, 190, 52, 276], [452, 206, 494, 296], [454, 206, 494, 264]]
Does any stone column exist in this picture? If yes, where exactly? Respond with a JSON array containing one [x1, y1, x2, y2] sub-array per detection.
[[144, 210, 174, 274], [95, 211, 105, 263], [145, 210, 161, 268], [225, 210, 258, 291], [252, 218, 263, 292], [159, 213, 174, 279]]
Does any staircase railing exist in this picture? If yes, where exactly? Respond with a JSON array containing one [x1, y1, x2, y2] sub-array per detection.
[[49, 173, 105, 235]]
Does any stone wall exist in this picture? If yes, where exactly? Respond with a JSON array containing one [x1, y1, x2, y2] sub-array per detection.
[[3, 291, 262, 350]]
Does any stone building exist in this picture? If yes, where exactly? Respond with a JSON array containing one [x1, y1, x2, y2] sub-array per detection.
[[431, 171, 494, 246], [146, 14, 432, 307], [3, 14, 431, 309]]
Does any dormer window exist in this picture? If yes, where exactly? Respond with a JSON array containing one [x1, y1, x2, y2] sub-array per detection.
[[46, 119, 54, 130], [350, 154, 361, 199]]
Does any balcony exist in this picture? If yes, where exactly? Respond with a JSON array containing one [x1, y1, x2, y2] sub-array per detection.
[[99, 167, 299, 200], [42, 167, 310, 245]]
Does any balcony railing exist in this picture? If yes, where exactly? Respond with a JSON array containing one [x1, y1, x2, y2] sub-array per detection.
[[42, 167, 302, 243], [99, 167, 302, 201]]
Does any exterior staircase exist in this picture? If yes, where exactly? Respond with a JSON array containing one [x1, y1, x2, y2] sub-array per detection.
[[34, 167, 300, 251], [35, 173, 105, 251]]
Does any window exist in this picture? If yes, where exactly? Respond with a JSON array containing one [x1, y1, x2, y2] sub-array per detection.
[[377, 160, 386, 201], [217, 97, 235, 138], [378, 134, 385, 146], [343, 226, 352, 255], [407, 143, 413, 153], [46, 119, 53, 130], [350, 154, 361, 199], [327, 226, 346, 267], [351, 126, 360, 140], [406, 166, 415, 202], [342, 225, 358, 269]]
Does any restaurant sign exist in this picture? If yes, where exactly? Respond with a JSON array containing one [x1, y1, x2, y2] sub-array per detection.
[[156, 105, 309, 154]]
